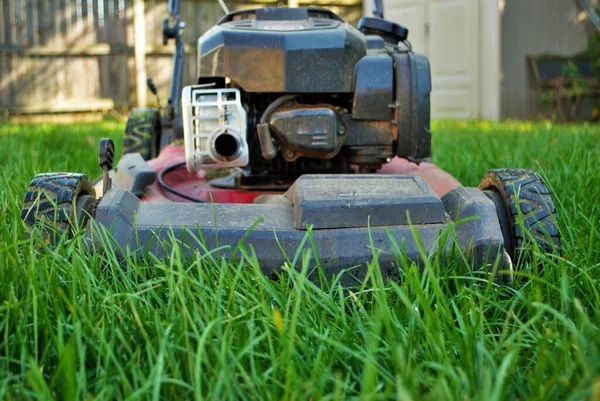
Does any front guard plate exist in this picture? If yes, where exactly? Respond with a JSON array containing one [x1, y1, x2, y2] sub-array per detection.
[[90, 175, 509, 284]]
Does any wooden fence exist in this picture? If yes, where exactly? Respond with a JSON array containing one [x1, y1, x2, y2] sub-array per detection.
[[0, 0, 362, 116]]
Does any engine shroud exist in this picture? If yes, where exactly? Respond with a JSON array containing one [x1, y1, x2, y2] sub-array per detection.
[[198, 8, 366, 93], [193, 7, 433, 187]]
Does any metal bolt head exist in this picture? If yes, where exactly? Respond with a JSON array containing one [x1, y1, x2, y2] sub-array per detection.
[[337, 125, 346, 135]]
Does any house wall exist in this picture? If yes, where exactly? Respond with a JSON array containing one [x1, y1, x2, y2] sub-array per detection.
[[501, 0, 589, 119]]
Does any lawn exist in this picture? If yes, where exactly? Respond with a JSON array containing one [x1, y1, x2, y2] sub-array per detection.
[[0, 120, 599, 400]]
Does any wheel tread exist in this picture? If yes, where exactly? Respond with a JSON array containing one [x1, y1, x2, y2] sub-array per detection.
[[123, 108, 161, 160], [479, 168, 561, 262], [20, 173, 96, 242]]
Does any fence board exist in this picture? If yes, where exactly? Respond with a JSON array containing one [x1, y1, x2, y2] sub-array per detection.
[[1, 0, 362, 114], [111, 0, 128, 104], [14, 0, 22, 45], [35, 0, 44, 45], [2, 0, 11, 44], [0, 1, 4, 44], [0, 54, 6, 106], [25, 0, 34, 46]]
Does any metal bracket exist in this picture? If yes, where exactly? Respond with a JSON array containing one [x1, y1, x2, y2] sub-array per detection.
[[98, 138, 115, 196]]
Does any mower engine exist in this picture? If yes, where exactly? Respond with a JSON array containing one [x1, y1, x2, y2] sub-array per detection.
[[182, 7, 431, 188]]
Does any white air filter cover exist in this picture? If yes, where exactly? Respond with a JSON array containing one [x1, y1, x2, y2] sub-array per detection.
[[182, 86, 248, 172]]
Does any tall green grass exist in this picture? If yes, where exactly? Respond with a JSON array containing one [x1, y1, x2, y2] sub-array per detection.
[[0, 121, 599, 400]]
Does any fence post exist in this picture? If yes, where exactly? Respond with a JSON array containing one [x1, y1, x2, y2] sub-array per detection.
[[134, 0, 147, 108]]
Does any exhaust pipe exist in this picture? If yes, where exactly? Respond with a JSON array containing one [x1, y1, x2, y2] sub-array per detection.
[[211, 131, 241, 162]]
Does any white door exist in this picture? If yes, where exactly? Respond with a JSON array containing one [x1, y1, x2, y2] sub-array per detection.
[[428, 0, 478, 118], [369, 0, 480, 118], [385, 0, 427, 54]]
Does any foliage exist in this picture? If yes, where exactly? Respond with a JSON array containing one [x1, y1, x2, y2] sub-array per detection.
[[537, 12, 600, 121], [0, 121, 600, 400]]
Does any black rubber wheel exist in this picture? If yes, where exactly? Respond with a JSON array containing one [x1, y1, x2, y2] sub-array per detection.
[[123, 108, 161, 161], [20, 173, 97, 243], [479, 169, 561, 263]]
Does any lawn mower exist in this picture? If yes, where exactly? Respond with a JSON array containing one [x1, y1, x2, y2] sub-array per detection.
[[20, 0, 561, 283]]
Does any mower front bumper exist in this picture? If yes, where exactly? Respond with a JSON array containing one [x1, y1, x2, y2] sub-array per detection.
[[90, 175, 510, 283]]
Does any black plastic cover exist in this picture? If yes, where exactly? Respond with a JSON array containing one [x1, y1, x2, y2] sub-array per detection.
[[197, 8, 367, 93], [393, 52, 432, 160], [217, 8, 344, 23], [270, 106, 339, 156], [357, 17, 409, 43], [352, 55, 394, 120], [364, 35, 386, 50]]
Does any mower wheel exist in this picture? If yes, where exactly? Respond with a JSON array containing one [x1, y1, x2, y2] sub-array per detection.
[[123, 108, 161, 161], [20, 173, 96, 243], [479, 169, 561, 263]]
